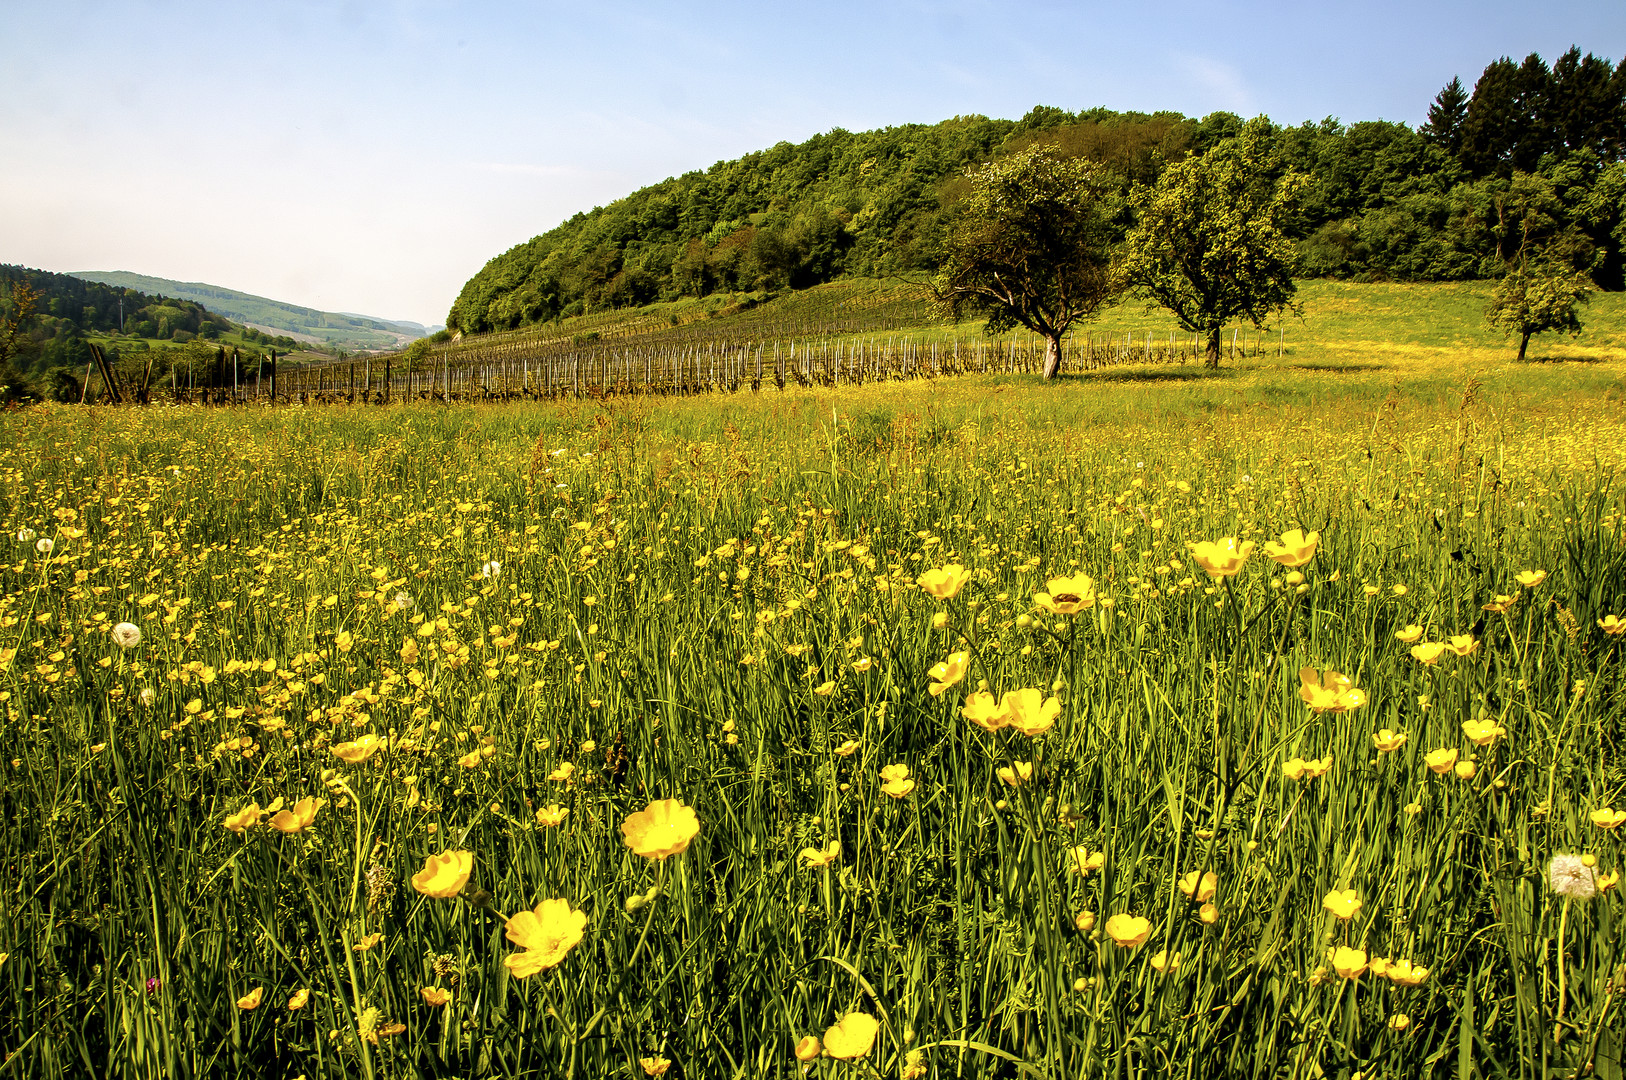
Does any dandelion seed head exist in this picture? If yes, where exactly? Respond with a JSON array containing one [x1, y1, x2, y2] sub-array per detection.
[[110, 622, 142, 649], [1549, 854, 1597, 899]]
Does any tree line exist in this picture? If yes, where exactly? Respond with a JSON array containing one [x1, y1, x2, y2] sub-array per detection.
[[447, 47, 1626, 337]]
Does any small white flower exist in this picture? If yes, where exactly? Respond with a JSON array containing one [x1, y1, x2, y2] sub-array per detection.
[[1239, 474, 1253, 485], [481, 560, 502, 579], [16, 528, 36, 544], [550, 449, 567, 457], [110, 622, 142, 649], [139, 687, 156, 706], [391, 592, 414, 613], [34, 538, 53, 554], [1549, 854, 1598, 900]]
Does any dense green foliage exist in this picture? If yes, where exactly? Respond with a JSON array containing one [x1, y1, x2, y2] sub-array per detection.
[[449, 48, 1626, 337], [70, 271, 441, 352], [931, 148, 1120, 378], [0, 265, 305, 400], [1121, 120, 1307, 365]]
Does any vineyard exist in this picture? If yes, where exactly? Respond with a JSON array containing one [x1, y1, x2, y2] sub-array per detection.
[[89, 282, 1287, 405]]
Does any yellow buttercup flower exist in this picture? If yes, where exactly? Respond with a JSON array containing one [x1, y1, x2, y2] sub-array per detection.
[[420, 986, 451, 1005], [1034, 573, 1096, 615], [287, 988, 309, 1010], [794, 1035, 822, 1061], [639, 1058, 671, 1077], [822, 1012, 879, 1059], [1331, 946, 1368, 979], [1263, 528, 1318, 567], [534, 804, 569, 827], [503, 898, 587, 977], [880, 763, 915, 798], [1283, 756, 1332, 780], [1516, 569, 1546, 587], [1410, 642, 1447, 665], [1103, 913, 1152, 947], [332, 733, 384, 764], [1394, 624, 1424, 643], [1150, 949, 1181, 974], [1188, 537, 1255, 578], [411, 851, 473, 898], [1425, 747, 1458, 774], [997, 761, 1033, 787], [1447, 634, 1478, 657], [961, 691, 1010, 733], [1461, 718, 1505, 747], [1372, 729, 1407, 753], [1298, 667, 1365, 713], [833, 739, 860, 756], [799, 839, 841, 868], [223, 801, 263, 833], [1002, 688, 1060, 736], [1599, 615, 1626, 635], [270, 797, 322, 834], [1178, 870, 1217, 902], [237, 987, 264, 1010], [1199, 901, 1219, 924], [621, 799, 701, 859], [1069, 846, 1105, 875], [1590, 808, 1626, 829], [927, 651, 969, 697], [917, 564, 971, 600], [1385, 959, 1429, 986], [1322, 889, 1361, 920]]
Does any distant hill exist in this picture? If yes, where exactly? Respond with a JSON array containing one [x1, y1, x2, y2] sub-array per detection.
[[69, 271, 442, 351], [0, 263, 314, 400]]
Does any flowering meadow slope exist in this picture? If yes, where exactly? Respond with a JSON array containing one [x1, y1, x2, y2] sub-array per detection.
[[0, 375, 1623, 1078]]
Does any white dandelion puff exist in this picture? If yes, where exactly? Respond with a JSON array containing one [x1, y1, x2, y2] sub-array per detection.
[[1549, 854, 1597, 900], [110, 622, 143, 649], [35, 538, 53, 554], [481, 560, 502, 579]]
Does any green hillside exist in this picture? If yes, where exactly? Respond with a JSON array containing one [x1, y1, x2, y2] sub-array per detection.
[[0, 265, 324, 401], [449, 48, 1626, 339], [70, 271, 441, 351]]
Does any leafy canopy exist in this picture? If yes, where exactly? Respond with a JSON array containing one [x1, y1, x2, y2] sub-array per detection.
[[931, 147, 1120, 378], [1120, 119, 1308, 364], [1486, 261, 1591, 358]]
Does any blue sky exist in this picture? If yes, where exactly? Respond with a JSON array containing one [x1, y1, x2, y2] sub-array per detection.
[[1, 1, 1620, 327]]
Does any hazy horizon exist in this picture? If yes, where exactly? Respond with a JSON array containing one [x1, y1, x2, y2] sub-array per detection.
[[3, 0, 1621, 327]]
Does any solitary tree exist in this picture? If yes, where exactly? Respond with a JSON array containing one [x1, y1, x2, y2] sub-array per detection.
[[931, 146, 1119, 380], [1486, 260, 1590, 360], [1119, 119, 1307, 367]]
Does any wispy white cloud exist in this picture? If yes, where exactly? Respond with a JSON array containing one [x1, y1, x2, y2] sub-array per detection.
[[1173, 53, 1257, 114]]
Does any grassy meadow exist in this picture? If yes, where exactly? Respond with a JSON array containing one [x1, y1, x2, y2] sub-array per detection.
[[3, 284, 1626, 1079]]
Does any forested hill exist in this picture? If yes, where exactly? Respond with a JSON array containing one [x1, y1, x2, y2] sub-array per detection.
[[449, 46, 1626, 336], [70, 271, 440, 351], [0, 265, 302, 387]]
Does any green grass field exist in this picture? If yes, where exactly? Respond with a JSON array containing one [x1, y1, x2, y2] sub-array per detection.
[[2, 283, 1626, 1079]]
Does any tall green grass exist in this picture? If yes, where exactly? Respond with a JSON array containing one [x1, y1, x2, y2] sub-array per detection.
[[0, 381, 1623, 1078]]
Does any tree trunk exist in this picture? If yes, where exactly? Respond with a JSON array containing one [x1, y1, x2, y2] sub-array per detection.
[[1205, 326, 1222, 367], [1042, 333, 1062, 380], [1517, 330, 1530, 361]]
